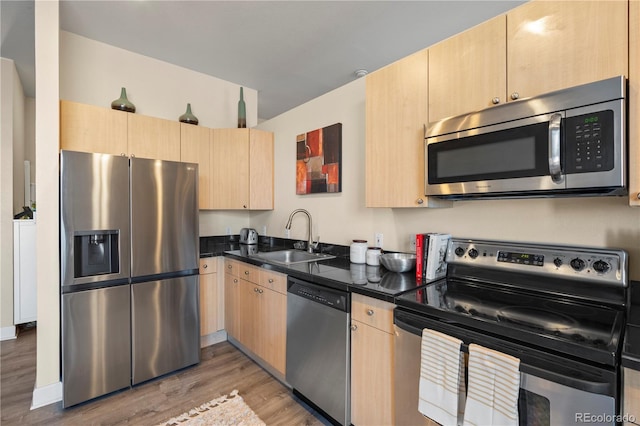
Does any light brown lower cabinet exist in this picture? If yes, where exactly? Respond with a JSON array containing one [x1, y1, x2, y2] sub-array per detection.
[[350, 294, 395, 425], [199, 257, 220, 336], [224, 259, 287, 375]]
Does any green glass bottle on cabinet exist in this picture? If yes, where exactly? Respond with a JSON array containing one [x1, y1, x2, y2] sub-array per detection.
[[237, 87, 246, 128], [110, 87, 136, 113], [179, 103, 199, 125]]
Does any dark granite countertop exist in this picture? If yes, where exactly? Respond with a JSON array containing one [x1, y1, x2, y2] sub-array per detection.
[[623, 280, 640, 370], [200, 235, 425, 303]]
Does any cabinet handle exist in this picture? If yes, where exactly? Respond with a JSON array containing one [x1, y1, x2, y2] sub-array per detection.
[[351, 324, 358, 331], [268, 278, 274, 283], [120, 153, 126, 157], [227, 264, 232, 269], [254, 287, 259, 292], [203, 264, 208, 269], [492, 97, 500, 105], [636, 193, 640, 200], [367, 309, 374, 316], [244, 270, 250, 275], [131, 154, 136, 158], [233, 278, 238, 283], [511, 92, 520, 100], [243, 205, 247, 209], [259, 289, 264, 294], [416, 198, 424, 205]]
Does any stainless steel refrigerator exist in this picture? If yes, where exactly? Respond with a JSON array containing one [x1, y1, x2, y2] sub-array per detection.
[[60, 150, 200, 408]]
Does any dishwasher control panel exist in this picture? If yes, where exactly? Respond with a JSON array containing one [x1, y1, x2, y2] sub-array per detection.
[[287, 278, 349, 312]]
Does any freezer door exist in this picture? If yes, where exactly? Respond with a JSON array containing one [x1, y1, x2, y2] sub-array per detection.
[[62, 285, 131, 408], [130, 158, 198, 277], [60, 151, 130, 288], [131, 275, 200, 385]]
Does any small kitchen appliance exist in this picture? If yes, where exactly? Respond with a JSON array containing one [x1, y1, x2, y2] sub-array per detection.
[[425, 76, 627, 199], [239, 228, 258, 245], [394, 238, 628, 425]]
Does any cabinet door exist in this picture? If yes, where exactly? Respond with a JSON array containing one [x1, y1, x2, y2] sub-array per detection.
[[60, 100, 128, 155], [224, 271, 240, 340], [238, 278, 260, 353], [249, 129, 274, 210], [259, 286, 286, 375], [365, 49, 433, 208], [629, 0, 640, 206], [351, 320, 394, 425], [211, 129, 250, 209], [507, 1, 628, 101], [199, 270, 218, 336], [128, 114, 181, 161], [428, 15, 506, 122], [181, 124, 212, 209]]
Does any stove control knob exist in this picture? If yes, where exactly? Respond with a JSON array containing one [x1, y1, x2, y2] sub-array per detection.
[[468, 248, 479, 259], [570, 258, 586, 271], [553, 258, 563, 267], [454, 247, 465, 257], [592, 260, 610, 274]]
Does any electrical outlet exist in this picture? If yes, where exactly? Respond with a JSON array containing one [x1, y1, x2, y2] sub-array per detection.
[[226, 226, 231, 235], [375, 233, 383, 248], [262, 225, 267, 236], [409, 235, 417, 251]]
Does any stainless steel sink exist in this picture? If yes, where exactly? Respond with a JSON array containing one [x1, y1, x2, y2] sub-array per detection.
[[250, 249, 335, 265]]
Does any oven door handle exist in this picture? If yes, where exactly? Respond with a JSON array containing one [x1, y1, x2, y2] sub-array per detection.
[[548, 113, 564, 184]]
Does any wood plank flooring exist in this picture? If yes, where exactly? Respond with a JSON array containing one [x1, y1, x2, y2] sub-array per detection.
[[1, 326, 328, 425]]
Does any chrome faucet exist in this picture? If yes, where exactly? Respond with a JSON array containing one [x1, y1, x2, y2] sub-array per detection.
[[285, 209, 318, 253]]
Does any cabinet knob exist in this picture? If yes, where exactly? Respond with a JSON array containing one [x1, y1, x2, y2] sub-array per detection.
[[351, 324, 358, 331], [254, 287, 259, 292], [511, 92, 520, 100], [243, 205, 247, 209], [244, 270, 250, 275], [233, 278, 238, 283], [416, 198, 424, 205], [367, 309, 374, 316], [268, 278, 274, 283], [131, 154, 136, 158], [227, 264, 232, 269], [492, 97, 501, 105], [259, 289, 264, 294], [203, 264, 208, 269], [636, 193, 640, 200]]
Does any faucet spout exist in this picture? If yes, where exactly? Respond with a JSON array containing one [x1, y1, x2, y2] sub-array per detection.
[[285, 209, 315, 253]]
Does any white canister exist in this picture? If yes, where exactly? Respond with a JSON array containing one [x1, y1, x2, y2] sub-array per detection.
[[366, 247, 382, 266], [350, 240, 368, 264]]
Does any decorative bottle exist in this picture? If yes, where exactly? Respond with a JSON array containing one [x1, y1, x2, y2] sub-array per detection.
[[237, 87, 246, 128], [110, 87, 136, 113], [179, 103, 199, 125]]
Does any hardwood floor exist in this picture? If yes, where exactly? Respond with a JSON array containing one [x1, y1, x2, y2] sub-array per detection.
[[1, 326, 328, 425]]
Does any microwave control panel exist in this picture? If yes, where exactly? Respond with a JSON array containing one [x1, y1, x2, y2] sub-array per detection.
[[564, 110, 614, 174]]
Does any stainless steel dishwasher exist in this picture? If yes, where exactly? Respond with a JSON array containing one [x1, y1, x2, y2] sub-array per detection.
[[286, 276, 350, 426]]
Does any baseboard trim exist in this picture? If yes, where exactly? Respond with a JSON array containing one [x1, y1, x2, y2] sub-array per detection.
[[0, 326, 16, 341], [200, 330, 227, 348], [31, 381, 62, 410]]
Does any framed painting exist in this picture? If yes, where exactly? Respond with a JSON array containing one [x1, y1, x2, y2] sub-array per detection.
[[296, 123, 342, 194]]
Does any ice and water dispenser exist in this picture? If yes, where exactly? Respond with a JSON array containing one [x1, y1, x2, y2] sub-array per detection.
[[74, 230, 120, 277]]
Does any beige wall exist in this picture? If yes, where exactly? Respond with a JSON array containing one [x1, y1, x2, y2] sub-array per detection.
[[256, 78, 640, 280]]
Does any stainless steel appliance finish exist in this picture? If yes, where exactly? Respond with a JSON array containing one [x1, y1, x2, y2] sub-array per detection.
[[239, 228, 258, 245], [425, 76, 626, 199], [60, 150, 200, 408], [132, 276, 199, 385], [62, 285, 131, 408], [286, 276, 350, 425], [394, 238, 629, 426]]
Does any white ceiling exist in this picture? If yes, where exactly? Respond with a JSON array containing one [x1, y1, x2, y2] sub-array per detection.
[[1, 0, 525, 120]]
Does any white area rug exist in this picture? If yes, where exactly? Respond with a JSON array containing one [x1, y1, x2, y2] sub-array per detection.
[[159, 390, 265, 426]]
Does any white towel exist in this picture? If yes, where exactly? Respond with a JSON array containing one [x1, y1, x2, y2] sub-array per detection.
[[463, 344, 520, 426], [418, 328, 465, 426]]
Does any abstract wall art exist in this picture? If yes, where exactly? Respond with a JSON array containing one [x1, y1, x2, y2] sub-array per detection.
[[295, 123, 342, 195]]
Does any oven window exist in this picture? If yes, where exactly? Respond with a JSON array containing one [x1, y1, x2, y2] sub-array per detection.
[[519, 389, 550, 426]]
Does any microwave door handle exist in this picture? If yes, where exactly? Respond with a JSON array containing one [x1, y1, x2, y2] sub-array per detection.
[[548, 113, 564, 183]]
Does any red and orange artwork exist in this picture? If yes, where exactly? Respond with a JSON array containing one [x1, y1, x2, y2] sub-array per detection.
[[295, 123, 342, 195]]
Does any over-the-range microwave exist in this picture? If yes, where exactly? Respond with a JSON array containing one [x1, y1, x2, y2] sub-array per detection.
[[425, 76, 627, 199]]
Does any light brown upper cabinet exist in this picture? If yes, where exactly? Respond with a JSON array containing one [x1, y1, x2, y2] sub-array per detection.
[[60, 100, 128, 155], [365, 49, 449, 208], [507, 1, 628, 102], [180, 123, 212, 209], [60, 100, 181, 162], [127, 113, 181, 161], [210, 128, 274, 210], [428, 1, 628, 123], [428, 15, 507, 123]]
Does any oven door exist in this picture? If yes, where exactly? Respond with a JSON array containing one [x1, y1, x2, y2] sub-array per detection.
[[394, 309, 618, 426], [425, 112, 565, 198]]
